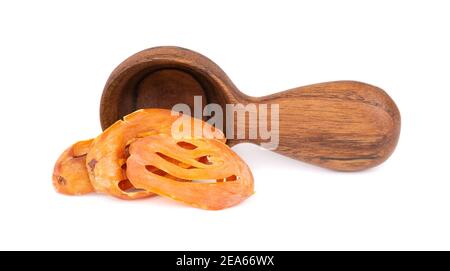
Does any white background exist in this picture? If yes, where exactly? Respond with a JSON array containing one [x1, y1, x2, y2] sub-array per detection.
[[1, 0, 449, 250]]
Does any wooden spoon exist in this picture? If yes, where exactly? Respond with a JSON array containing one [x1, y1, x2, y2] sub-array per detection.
[[100, 46, 400, 171]]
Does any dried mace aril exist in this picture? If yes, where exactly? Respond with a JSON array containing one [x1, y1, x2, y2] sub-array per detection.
[[53, 108, 253, 210], [52, 139, 95, 195], [126, 134, 254, 210]]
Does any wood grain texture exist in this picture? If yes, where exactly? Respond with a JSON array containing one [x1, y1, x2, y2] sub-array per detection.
[[100, 46, 400, 171]]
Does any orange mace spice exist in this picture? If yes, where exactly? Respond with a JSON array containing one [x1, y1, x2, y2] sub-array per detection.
[[52, 109, 254, 210]]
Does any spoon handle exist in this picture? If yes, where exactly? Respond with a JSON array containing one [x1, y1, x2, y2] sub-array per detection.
[[228, 81, 400, 171]]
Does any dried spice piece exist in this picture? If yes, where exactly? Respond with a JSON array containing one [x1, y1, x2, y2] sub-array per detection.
[[126, 134, 254, 210], [86, 109, 225, 200], [52, 139, 95, 195]]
